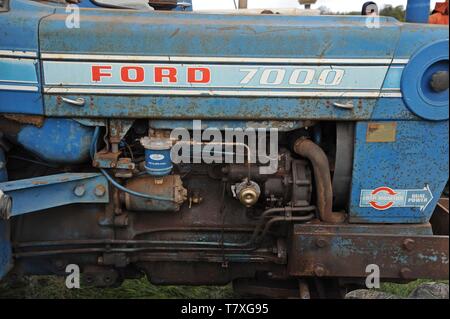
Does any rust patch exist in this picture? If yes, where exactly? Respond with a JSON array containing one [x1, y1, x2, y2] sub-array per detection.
[[2, 114, 45, 127], [31, 181, 49, 185]]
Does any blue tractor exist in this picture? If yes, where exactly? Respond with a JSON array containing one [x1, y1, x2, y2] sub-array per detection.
[[0, 0, 448, 297]]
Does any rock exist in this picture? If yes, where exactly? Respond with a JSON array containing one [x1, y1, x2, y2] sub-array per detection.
[[408, 282, 449, 299], [345, 289, 400, 299]]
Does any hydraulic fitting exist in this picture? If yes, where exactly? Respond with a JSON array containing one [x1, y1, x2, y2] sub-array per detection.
[[235, 180, 261, 207]]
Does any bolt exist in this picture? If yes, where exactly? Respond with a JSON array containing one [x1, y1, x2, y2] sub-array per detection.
[[74, 185, 85, 197], [315, 238, 328, 248], [430, 71, 449, 92], [94, 185, 106, 197], [403, 238, 415, 251], [399, 267, 412, 279], [0, 161, 4, 170], [110, 162, 116, 168], [314, 264, 326, 277], [98, 256, 104, 265]]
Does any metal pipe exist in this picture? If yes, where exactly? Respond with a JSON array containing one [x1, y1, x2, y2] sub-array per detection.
[[405, 0, 430, 23], [238, 0, 247, 9], [293, 139, 345, 223]]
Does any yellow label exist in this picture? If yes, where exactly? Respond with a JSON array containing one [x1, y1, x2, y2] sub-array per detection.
[[366, 122, 397, 143]]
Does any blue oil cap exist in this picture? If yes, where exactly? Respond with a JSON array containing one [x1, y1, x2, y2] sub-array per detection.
[[140, 137, 173, 176]]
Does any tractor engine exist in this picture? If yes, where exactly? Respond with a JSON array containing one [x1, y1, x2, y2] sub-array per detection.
[[0, 0, 448, 298]]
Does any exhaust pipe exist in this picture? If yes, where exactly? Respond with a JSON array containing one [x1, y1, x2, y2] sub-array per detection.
[[405, 0, 430, 23], [238, 0, 247, 9], [294, 138, 346, 223]]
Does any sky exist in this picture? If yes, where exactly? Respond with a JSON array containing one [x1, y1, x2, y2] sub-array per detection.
[[193, 0, 440, 13]]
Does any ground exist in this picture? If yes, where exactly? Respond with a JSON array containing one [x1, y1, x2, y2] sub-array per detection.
[[0, 276, 447, 299]]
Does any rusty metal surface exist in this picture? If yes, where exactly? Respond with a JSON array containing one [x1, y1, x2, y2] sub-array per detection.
[[288, 223, 449, 280], [2, 114, 44, 127], [431, 198, 449, 236]]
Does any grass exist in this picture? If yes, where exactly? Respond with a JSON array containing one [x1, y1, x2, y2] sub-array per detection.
[[0, 276, 234, 299], [379, 279, 449, 298], [0, 275, 447, 299]]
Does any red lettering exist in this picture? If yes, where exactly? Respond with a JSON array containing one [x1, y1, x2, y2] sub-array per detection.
[[121, 66, 145, 83], [91, 65, 112, 82], [154, 67, 177, 83], [187, 67, 211, 84]]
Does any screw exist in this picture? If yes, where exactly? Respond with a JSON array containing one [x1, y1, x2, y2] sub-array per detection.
[[314, 264, 326, 277], [315, 238, 328, 248], [74, 185, 85, 197], [94, 185, 106, 197], [403, 239, 415, 251]]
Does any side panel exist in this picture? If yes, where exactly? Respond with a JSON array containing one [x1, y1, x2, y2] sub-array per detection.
[[0, 0, 54, 115], [39, 9, 406, 120], [350, 121, 449, 223]]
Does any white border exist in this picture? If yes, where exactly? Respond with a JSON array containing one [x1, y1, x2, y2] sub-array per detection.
[[41, 53, 399, 65], [0, 50, 37, 58], [43, 87, 387, 98], [0, 85, 39, 92]]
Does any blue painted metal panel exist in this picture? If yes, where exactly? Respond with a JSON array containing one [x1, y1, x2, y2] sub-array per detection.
[[0, 0, 54, 115], [393, 24, 448, 60], [39, 11, 401, 58], [0, 58, 38, 84], [349, 121, 449, 223], [44, 95, 381, 119], [0, 173, 110, 216], [0, 0, 54, 52], [14, 119, 94, 164]]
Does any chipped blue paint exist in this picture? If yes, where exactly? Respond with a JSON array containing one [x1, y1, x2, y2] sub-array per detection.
[[14, 119, 95, 164], [350, 121, 449, 223]]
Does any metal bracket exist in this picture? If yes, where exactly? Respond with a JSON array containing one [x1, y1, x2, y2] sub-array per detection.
[[0, 173, 109, 217], [288, 223, 449, 280]]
